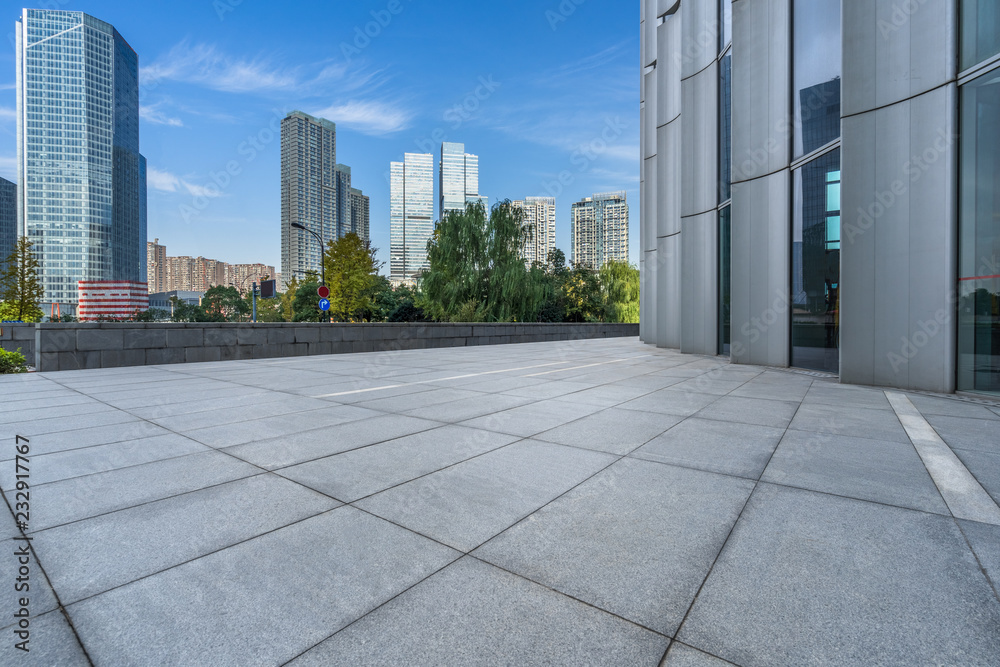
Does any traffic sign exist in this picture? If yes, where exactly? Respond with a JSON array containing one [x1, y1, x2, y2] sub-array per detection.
[[319, 298, 331, 312], [317, 285, 330, 299]]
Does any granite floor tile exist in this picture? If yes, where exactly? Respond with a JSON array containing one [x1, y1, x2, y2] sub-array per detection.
[[908, 395, 1000, 421], [356, 440, 615, 552], [761, 430, 950, 514], [694, 396, 799, 428], [401, 393, 533, 423], [534, 408, 683, 455], [68, 507, 459, 666], [287, 557, 668, 667], [953, 448, 1000, 506], [184, 404, 381, 448], [458, 400, 604, 438], [787, 403, 910, 444], [678, 484, 1000, 666], [926, 415, 1000, 455], [632, 418, 785, 479], [617, 389, 720, 418], [474, 458, 754, 635], [0, 611, 88, 665], [278, 425, 520, 502], [662, 643, 738, 666], [957, 519, 1000, 595]]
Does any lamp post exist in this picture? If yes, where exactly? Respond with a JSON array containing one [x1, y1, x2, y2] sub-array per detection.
[[291, 222, 327, 288]]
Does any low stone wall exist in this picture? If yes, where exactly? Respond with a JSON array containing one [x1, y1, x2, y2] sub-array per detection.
[[1, 324, 37, 363], [32, 322, 640, 372]]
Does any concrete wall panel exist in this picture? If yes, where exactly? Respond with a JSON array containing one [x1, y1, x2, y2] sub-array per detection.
[[680, 63, 719, 218], [657, 121, 682, 238], [657, 233, 682, 349], [680, 211, 718, 355], [681, 0, 719, 79]]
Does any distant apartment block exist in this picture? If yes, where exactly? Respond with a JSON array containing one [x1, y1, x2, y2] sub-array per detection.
[[147, 238, 167, 293], [571, 192, 629, 270], [390, 153, 434, 283], [17, 10, 147, 313], [350, 188, 370, 243], [0, 177, 15, 265], [440, 142, 487, 218], [280, 112, 369, 290], [77, 281, 149, 321], [152, 241, 274, 294], [513, 197, 556, 265]]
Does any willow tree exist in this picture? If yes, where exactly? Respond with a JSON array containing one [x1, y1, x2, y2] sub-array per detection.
[[422, 201, 547, 322], [600, 260, 640, 323]]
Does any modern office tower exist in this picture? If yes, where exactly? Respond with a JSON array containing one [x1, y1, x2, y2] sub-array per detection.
[[334, 164, 353, 238], [439, 142, 487, 218], [571, 192, 629, 270], [350, 188, 370, 243], [280, 111, 338, 290], [16, 9, 147, 313], [0, 178, 15, 265], [640, 0, 1000, 395], [147, 239, 167, 293], [513, 197, 556, 265], [390, 153, 434, 283]]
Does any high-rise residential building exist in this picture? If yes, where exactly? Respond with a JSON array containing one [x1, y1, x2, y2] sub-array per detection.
[[571, 192, 629, 270], [513, 197, 556, 266], [334, 164, 352, 239], [16, 9, 147, 312], [390, 153, 434, 283], [280, 111, 337, 291], [350, 188, 370, 243], [0, 178, 15, 265], [639, 0, 1000, 396], [146, 239, 167, 294], [227, 263, 276, 295], [439, 142, 487, 218]]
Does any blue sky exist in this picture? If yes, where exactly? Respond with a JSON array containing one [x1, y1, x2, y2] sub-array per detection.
[[0, 1, 639, 274]]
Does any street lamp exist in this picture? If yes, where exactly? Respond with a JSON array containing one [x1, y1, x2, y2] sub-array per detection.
[[291, 222, 326, 287]]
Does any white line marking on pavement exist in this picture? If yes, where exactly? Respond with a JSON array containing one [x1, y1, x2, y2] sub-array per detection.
[[886, 392, 1000, 525], [522, 356, 651, 377], [312, 360, 572, 398]]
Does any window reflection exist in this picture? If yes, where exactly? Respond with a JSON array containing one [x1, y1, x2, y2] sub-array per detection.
[[793, 0, 841, 158], [792, 150, 841, 372], [719, 206, 731, 356], [961, 0, 1000, 71], [719, 54, 732, 202], [958, 69, 1000, 393], [720, 0, 732, 51]]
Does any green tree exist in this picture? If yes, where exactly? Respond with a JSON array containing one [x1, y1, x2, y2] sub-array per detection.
[[563, 264, 603, 322], [280, 277, 299, 322], [323, 233, 381, 321], [169, 297, 207, 322], [422, 201, 547, 322], [291, 277, 323, 322], [0, 237, 45, 322], [253, 295, 286, 322], [202, 285, 249, 322], [600, 260, 640, 323]]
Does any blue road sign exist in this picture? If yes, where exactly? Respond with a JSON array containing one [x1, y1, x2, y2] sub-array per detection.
[[319, 298, 331, 312]]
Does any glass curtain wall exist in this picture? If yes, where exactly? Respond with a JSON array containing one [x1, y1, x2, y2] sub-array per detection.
[[958, 65, 1000, 392], [718, 1, 732, 355], [791, 0, 841, 372], [961, 0, 1000, 71]]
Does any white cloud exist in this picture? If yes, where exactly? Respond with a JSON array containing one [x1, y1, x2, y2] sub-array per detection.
[[146, 167, 223, 199], [310, 100, 413, 135], [0, 156, 16, 181], [140, 42, 299, 94], [0, 107, 16, 121], [140, 104, 183, 127]]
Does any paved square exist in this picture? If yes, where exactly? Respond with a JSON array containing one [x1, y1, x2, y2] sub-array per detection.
[[2, 338, 999, 665]]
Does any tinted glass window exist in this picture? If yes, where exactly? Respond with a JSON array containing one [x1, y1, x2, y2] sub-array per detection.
[[793, 0, 841, 158]]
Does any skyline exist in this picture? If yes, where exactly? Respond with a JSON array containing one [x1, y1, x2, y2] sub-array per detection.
[[0, 2, 640, 273]]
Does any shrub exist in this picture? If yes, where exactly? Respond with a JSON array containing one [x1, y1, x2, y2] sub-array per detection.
[[0, 347, 29, 374]]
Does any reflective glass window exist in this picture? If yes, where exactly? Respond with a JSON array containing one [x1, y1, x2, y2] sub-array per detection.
[[792, 0, 841, 158], [961, 0, 1000, 71], [958, 69, 1000, 393], [719, 54, 732, 202], [792, 149, 840, 372], [720, 0, 732, 51], [719, 206, 732, 356]]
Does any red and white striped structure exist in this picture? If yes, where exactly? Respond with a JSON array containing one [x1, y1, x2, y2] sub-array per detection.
[[77, 281, 149, 321]]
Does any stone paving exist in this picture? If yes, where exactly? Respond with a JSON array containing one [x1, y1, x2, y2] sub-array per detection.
[[1, 337, 999, 666]]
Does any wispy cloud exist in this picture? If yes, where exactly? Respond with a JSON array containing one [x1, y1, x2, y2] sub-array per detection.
[[147, 167, 223, 198], [140, 104, 183, 127], [0, 107, 16, 121], [0, 156, 16, 180], [311, 100, 413, 135], [140, 41, 299, 94]]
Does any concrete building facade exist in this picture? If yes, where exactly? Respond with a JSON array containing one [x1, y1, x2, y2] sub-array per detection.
[[147, 238, 167, 294], [640, 0, 1000, 395], [514, 197, 557, 266], [572, 192, 630, 270], [16, 9, 147, 311]]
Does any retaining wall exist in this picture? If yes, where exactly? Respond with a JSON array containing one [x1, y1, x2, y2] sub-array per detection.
[[31, 322, 640, 372], [1, 324, 37, 363]]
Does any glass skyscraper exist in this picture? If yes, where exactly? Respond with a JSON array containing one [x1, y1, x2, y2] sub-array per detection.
[[0, 178, 15, 265], [439, 142, 486, 219], [16, 9, 147, 308], [390, 153, 433, 283]]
